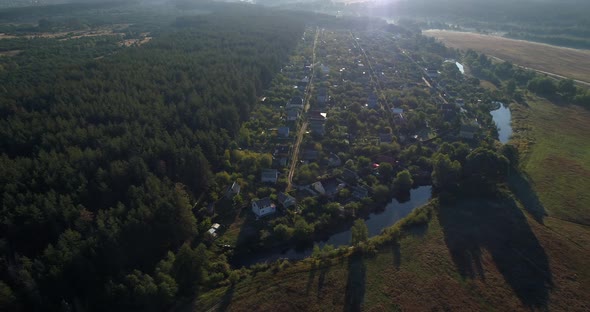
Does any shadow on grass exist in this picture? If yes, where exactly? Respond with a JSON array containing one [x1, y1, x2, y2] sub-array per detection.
[[392, 241, 401, 270], [317, 263, 330, 298], [306, 261, 316, 295], [438, 197, 553, 309], [216, 286, 235, 312], [343, 253, 366, 312], [508, 173, 547, 224]]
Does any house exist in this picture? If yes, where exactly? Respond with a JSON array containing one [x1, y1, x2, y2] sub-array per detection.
[[278, 126, 290, 138], [392, 107, 404, 115], [251, 197, 276, 217], [287, 96, 304, 109], [378, 133, 393, 145], [226, 181, 241, 198], [459, 122, 479, 139], [277, 192, 296, 208], [207, 228, 217, 238], [287, 108, 300, 121], [328, 153, 342, 167], [351, 186, 369, 200], [309, 120, 326, 136], [308, 110, 327, 121], [211, 223, 220, 230], [301, 149, 320, 161], [297, 76, 310, 89], [317, 88, 328, 105], [312, 178, 345, 197], [342, 168, 359, 184], [367, 93, 378, 109], [261, 169, 278, 183]]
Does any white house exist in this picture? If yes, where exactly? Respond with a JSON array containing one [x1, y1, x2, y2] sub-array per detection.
[[252, 197, 276, 217]]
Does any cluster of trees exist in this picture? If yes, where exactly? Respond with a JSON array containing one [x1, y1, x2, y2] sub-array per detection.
[[0, 8, 304, 311]]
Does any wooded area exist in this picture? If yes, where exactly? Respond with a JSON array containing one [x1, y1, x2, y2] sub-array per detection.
[[0, 7, 303, 311]]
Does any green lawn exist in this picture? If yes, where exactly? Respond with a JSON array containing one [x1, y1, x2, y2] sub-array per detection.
[[511, 95, 590, 224]]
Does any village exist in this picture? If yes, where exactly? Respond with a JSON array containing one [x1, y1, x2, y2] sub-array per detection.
[[204, 26, 504, 256]]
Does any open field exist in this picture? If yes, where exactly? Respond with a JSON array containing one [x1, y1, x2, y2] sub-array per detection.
[[423, 30, 590, 84], [510, 96, 590, 225], [195, 198, 590, 311]]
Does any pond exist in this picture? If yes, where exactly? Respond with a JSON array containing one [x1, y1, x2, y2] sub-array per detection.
[[232, 185, 432, 267], [490, 101, 512, 143]]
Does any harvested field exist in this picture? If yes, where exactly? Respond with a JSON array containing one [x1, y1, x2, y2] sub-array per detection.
[[0, 49, 22, 57], [423, 30, 590, 83]]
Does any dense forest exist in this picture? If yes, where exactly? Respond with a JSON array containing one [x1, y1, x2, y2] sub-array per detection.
[[0, 7, 303, 311]]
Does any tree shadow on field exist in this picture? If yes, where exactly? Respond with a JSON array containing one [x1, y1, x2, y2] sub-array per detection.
[[343, 253, 366, 312], [392, 241, 401, 270], [508, 173, 547, 224], [216, 286, 235, 312], [317, 262, 331, 298], [438, 198, 553, 309]]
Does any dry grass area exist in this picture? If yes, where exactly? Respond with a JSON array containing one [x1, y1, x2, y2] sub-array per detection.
[[423, 30, 590, 83], [196, 199, 590, 311], [0, 49, 22, 57]]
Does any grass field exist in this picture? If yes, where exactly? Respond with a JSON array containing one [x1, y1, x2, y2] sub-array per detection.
[[423, 30, 590, 83], [510, 95, 590, 225], [195, 197, 590, 311]]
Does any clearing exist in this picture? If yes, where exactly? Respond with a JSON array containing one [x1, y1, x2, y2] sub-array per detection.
[[423, 30, 590, 84]]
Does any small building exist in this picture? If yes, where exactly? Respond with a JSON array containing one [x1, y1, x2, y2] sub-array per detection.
[[301, 149, 320, 161], [287, 108, 300, 121], [211, 223, 220, 230], [328, 153, 342, 167], [455, 98, 465, 107], [287, 96, 304, 109], [297, 77, 310, 89], [207, 228, 217, 238], [309, 120, 326, 136], [278, 126, 290, 138], [459, 122, 479, 139], [342, 168, 359, 184], [312, 178, 345, 197], [251, 197, 276, 218], [226, 181, 241, 198], [261, 169, 279, 183], [277, 192, 296, 208], [317, 88, 328, 105]]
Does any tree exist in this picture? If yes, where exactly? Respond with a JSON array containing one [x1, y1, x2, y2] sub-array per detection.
[[431, 153, 461, 191], [273, 224, 293, 241], [393, 170, 413, 192], [527, 77, 557, 96], [558, 79, 577, 100], [293, 219, 314, 242], [351, 219, 368, 246], [378, 162, 394, 182], [373, 184, 390, 203]]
